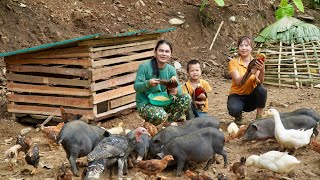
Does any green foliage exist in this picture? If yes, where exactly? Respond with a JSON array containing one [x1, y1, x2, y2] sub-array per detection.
[[200, 0, 224, 12], [275, 0, 304, 20], [275, 4, 294, 20], [254, 16, 320, 44], [214, 0, 224, 6]]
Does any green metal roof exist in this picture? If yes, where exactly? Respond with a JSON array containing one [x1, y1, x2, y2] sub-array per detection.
[[0, 27, 176, 57]]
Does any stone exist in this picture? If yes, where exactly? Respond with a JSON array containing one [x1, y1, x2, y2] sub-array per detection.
[[229, 16, 236, 22], [169, 18, 184, 25]]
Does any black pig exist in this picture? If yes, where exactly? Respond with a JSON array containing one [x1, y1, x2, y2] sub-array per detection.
[[149, 116, 220, 156], [57, 120, 110, 176], [158, 127, 227, 176]]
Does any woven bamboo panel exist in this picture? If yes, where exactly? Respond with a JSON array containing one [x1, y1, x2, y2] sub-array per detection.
[[257, 40, 320, 88]]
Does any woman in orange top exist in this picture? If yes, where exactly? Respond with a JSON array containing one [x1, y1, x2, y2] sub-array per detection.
[[227, 36, 267, 124]]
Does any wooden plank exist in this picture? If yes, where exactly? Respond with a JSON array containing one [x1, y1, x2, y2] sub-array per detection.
[[90, 39, 157, 52], [108, 93, 136, 109], [79, 34, 159, 46], [93, 84, 135, 104], [95, 102, 136, 121], [91, 43, 155, 59], [91, 72, 136, 92], [5, 58, 91, 67], [7, 104, 94, 120], [93, 50, 153, 67], [8, 82, 91, 96], [7, 65, 91, 78], [7, 46, 90, 59], [6, 73, 91, 87], [8, 94, 93, 108], [92, 60, 146, 81], [291, 43, 299, 88]]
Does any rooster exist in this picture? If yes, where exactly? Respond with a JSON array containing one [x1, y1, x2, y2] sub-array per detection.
[[25, 144, 40, 175], [57, 163, 73, 180], [192, 85, 207, 111], [230, 157, 246, 179], [136, 155, 174, 178], [240, 53, 266, 86], [16, 135, 32, 159]]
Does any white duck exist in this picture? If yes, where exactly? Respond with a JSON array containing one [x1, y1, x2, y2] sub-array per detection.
[[246, 151, 300, 174], [266, 108, 314, 150]]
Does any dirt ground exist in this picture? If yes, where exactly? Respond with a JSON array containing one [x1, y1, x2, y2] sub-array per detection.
[[0, 0, 320, 179], [1, 81, 320, 180]]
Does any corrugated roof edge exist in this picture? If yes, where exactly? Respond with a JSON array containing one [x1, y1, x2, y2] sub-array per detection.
[[0, 27, 176, 58]]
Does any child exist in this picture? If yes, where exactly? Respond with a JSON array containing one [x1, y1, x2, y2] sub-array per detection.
[[182, 59, 212, 118]]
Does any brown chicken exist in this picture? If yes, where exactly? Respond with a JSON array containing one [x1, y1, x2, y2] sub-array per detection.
[[57, 163, 73, 180], [42, 122, 65, 148], [310, 138, 320, 154], [240, 53, 266, 86], [192, 86, 207, 111], [160, 77, 178, 97], [143, 121, 158, 137], [230, 157, 246, 179], [25, 144, 40, 175], [136, 155, 174, 178], [60, 106, 83, 122], [185, 170, 213, 180]]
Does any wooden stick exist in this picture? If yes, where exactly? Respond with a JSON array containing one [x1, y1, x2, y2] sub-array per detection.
[[36, 115, 53, 131], [209, 21, 224, 50]]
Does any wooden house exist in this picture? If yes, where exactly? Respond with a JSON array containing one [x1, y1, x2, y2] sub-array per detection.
[[0, 28, 175, 122]]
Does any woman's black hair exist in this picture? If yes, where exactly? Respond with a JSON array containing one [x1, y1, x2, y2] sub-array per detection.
[[151, 40, 173, 77], [187, 59, 201, 72], [237, 36, 253, 47]]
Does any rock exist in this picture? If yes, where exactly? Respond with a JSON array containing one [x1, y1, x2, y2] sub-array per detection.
[[20, 127, 32, 135], [4, 137, 13, 144], [117, 17, 123, 22], [158, 0, 164, 5], [209, 54, 217, 60], [229, 16, 236, 22], [19, 3, 27, 8], [314, 84, 320, 88], [169, 18, 184, 25]]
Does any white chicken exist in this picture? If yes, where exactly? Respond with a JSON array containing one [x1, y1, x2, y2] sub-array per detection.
[[5, 144, 22, 170], [246, 151, 300, 175], [106, 122, 124, 134], [227, 122, 239, 134], [266, 108, 314, 150]]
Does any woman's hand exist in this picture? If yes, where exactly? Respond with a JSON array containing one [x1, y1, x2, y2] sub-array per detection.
[[148, 79, 160, 87], [254, 59, 265, 70]]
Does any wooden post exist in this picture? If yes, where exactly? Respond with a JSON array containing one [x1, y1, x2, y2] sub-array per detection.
[[278, 41, 282, 87], [291, 43, 299, 88]]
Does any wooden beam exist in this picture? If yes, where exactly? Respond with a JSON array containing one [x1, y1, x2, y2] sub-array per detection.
[[7, 65, 92, 78], [7, 82, 91, 96], [95, 102, 136, 121], [93, 84, 135, 104], [6, 73, 91, 87], [89, 39, 157, 52], [78, 34, 159, 47], [7, 46, 90, 59], [93, 50, 153, 67], [108, 93, 136, 109], [8, 94, 93, 108], [92, 60, 146, 81], [91, 72, 136, 91], [7, 104, 94, 120], [5, 58, 91, 67], [91, 43, 155, 59]]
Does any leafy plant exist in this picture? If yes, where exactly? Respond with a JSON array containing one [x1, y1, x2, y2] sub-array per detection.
[[200, 0, 224, 12], [275, 0, 304, 20]]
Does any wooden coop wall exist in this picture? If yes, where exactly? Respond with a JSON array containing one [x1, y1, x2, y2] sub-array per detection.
[[85, 34, 158, 121], [260, 41, 320, 88], [5, 33, 159, 122]]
